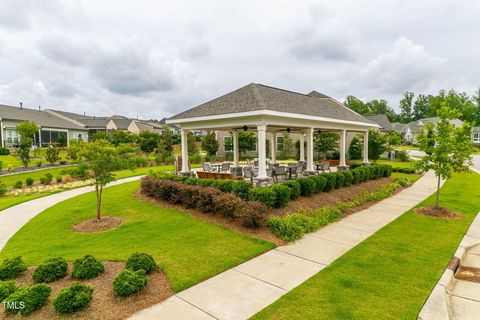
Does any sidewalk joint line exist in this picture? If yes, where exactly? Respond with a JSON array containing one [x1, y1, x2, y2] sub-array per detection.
[[174, 294, 220, 320], [232, 269, 288, 292], [274, 249, 330, 266]]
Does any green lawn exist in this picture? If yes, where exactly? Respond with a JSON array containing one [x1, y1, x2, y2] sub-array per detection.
[[0, 167, 72, 187], [395, 145, 420, 151], [0, 149, 69, 168], [0, 181, 275, 292], [253, 171, 480, 320], [376, 159, 416, 169], [392, 172, 421, 182]]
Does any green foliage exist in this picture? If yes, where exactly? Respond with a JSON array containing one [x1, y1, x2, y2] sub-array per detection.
[[53, 282, 93, 314], [14, 180, 22, 189], [109, 130, 137, 146], [45, 144, 60, 165], [416, 104, 474, 207], [113, 269, 148, 297], [368, 129, 388, 160], [0, 257, 27, 280], [72, 255, 105, 279], [314, 132, 339, 160], [156, 131, 174, 164], [322, 173, 337, 192], [4, 283, 51, 315], [202, 131, 219, 156], [40, 172, 53, 185], [282, 180, 301, 199], [279, 133, 296, 159], [270, 184, 291, 208], [249, 187, 276, 208], [348, 136, 362, 160], [58, 133, 68, 147], [399, 91, 415, 122], [0, 183, 7, 196], [126, 253, 157, 274], [396, 150, 409, 161], [33, 257, 68, 283], [138, 131, 160, 154], [232, 180, 251, 200], [0, 280, 16, 301], [16, 121, 39, 142], [334, 172, 346, 188], [297, 177, 316, 196], [0, 147, 10, 155], [187, 132, 199, 156]]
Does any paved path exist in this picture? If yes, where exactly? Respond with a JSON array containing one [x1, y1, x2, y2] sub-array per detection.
[[0, 176, 143, 251], [130, 171, 442, 320]]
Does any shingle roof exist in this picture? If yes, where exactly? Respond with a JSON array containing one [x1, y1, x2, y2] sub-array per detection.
[[307, 90, 331, 98], [47, 109, 113, 128], [362, 114, 393, 131], [169, 83, 375, 125], [110, 118, 133, 130], [0, 104, 87, 130], [392, 122, 407, 132]]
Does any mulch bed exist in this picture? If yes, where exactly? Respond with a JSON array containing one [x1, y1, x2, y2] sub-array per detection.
[[136, 176, 403, 246], [272, 177, 397, 216], [415, 206, 461, 219], [455, 266, 480, 283], [73, 216, 122, 233], [0, 262, 173, 320]]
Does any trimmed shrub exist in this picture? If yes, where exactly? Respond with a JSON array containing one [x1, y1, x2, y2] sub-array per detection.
[[4, 283, 51, 315], [237, 201, 268, 228], [297, 177, 316, 196], [335, 172, 346, 188], [126, 253, 157, 274], [213, 180, 235, 193], [267, 215, 306, 242], [0, 280, 16, 301], [282, 180, 301, 199], [396, 150, 409, 161], [0, 183, 6, 196], [349, 162, 362, 169], [249, 187, 276, 208], [0, 147, 10, 155], [232, 180, 251, 200], [14, 180, 22, 189], [214, 193, 243, 219], [40, 173, 53, 185], [310, 175, 327, 193], [26, 177, 34, 186], [322, 173, 336, 192], [0, 257, 27, 280], [342, 171, 353, 186], [53, 282, 93, 314], [72, 255, 105, 279], [113, 269, 148, 297], [270, 184, 291, 208], [33, 257, 68, 283]]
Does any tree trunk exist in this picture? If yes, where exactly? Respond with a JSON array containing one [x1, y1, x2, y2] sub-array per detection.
[[435, 175, 441, 209], [95, 184, 102, 221]]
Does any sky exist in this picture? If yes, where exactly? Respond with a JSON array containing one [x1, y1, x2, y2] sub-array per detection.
[[0, 0, 479, 120]]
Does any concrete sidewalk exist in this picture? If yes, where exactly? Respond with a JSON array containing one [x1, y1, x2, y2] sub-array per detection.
[[130, 171, 442, 320], [0, 176, 142, 251]]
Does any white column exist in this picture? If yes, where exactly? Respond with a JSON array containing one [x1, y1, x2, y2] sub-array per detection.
[[232, 130, 239, 167], [180, 129, 189, 172], [257, 125, 267, 179], [270, 132, 276, 164], [299, 133, 305, 161], [363, 131, 370, 164], [339, 129, 347, 167], [306, 128, 314, 171]]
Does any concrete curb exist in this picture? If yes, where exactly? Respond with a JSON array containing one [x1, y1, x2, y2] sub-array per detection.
[[418, 211, 480, 320]]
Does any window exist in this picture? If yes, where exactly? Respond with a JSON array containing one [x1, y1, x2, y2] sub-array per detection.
[[276, 136, 284, 152], [224, 136, 232, 152], [474, 132, 480, 143]]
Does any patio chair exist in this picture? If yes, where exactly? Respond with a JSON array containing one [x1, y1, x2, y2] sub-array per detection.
[[290, 165, 300, 179], [319, 162, 331, 173], [243, 167, 255, 183], [230, 167, 243, 179], [266, 168, 274, 180], [273, 166, 287, 182], [202, 162, 212, 172], [221, 162, 230, 172]]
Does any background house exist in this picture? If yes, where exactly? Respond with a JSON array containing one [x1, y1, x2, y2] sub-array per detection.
[[393, 117, 464, 144], [362, 114, 393, 133], [0, 104, 89, 147], [473, 127, 480, 146]]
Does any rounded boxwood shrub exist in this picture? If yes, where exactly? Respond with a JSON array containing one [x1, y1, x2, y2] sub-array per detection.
[[0, 280, 16, 301], [310, 175, 327, 193], [249, 187, 276, 207], [33, 257, 68, 283], [297, 177, 316, 196], [335, 172, 346, 188], [126, 253, 157, 274], [213, 193, 243, 219], [342, 171, 353, 186], [213, 180, 235, 193], [72, 255, 105, 279], [4, 283, 51, 315], [270, 184, 291, 208], [282, 180, 301, 199], [0, 256, 27, 281], [232, 180, 251, 200], [322, 173, 337, 192], [53, 282, 93, 314], [113, 269, 148, 297]]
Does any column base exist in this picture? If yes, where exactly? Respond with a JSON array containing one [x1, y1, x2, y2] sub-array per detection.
[[254, 176, 273, 187], [362, 162, 371, 166], [179, 171, 194, 177], [337, 165, 349, 171], [303, 170, 318, 176]]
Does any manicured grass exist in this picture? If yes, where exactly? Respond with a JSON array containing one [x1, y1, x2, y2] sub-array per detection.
[[392, 172, 421, 182], [376, 159, 416, 169], [0, 149, 69, 168], [0, 166, 71, 188], [395, 145, 420, 151], [0, 181, 275, 292], [253, 171, 480, 320]]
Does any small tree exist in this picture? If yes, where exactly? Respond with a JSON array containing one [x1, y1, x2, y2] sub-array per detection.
[[281, 133, 295, 159], [202, 131, 219, 156], [138, 131, 160, 154], [156, 131, 174, 164], [58, 133, 68, 147], [15, 121, 39, 167], [45, 144, 60, 165], [367, 129, 388, 161], [187, 132, 199, 156], [110, 130, 137, 146], [348, 136, 362, 160], [416, 104, 474, 209], [76, 140, 122, 221], [314, 132, 339, 160]]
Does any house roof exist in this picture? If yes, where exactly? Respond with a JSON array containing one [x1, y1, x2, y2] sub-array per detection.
[[169, 83, 375, 125], [110, 118, 134, 130], [0, 104, 87, 130], [392, 122, 407, 132], [159, 117, 180, 130], [362, 114, 393, 131], [46, 109, 114, 128], [306, 90, 331, 98]]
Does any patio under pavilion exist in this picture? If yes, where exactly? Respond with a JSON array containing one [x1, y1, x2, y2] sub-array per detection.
[[167, 83, 380, 184]]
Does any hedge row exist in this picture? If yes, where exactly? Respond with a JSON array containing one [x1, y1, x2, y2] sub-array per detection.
[[392, 167, 416, 174], [268, 180, 406, 241], [141, 176, 268, 228]]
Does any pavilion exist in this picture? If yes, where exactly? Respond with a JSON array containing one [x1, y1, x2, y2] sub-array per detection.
[[167, 83, 379, 182]]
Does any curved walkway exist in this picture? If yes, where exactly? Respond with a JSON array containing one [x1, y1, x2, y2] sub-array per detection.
[[130, 171, 442, 320], [0, 176, 143, 251]]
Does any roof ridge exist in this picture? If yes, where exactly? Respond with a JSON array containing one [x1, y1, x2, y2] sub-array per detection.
[[250, 83, 266, 108], [254, 83, 311, 98]]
